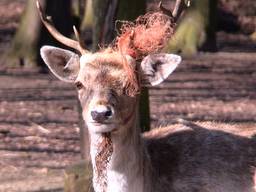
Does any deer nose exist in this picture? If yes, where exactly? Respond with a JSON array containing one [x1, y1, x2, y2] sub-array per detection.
[[91, 105, 113, 123]]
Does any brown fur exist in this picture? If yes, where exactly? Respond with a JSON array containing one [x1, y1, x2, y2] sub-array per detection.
[[92, 50, 140, 97], [143, 121, 256, 191]]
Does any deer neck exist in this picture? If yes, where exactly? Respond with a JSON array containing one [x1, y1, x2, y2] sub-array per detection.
[[89, 105, 150, 192]]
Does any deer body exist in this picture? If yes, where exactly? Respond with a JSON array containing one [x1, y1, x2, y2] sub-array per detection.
[[39, 34, 256, 192], [144, 123, 256, 192], [88, 103, 256, 192], [37, 1, 256, 191]]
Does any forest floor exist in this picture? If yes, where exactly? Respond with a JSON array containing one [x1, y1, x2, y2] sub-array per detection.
[[0, 0, 256, 192]]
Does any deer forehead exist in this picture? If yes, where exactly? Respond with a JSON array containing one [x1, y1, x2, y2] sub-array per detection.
[[77, 53, 133, 87], [80, 52, 135, 67], [80, 53, 97, 66]]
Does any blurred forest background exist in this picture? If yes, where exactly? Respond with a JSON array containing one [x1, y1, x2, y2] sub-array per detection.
[[0, 0, 255, 191], [2, 0, 256, 68]]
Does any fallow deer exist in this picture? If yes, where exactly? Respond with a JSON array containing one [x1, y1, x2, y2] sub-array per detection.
[[37, 1, 256, 192]]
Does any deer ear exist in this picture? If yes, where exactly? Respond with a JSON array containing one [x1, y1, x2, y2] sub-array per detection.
[[140, 53, 181, 86], [40, 46, 80, 83]]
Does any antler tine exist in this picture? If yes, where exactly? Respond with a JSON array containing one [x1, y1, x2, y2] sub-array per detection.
[[172, 0, 186, 22], [158, 1, 174, 18], [159, 0, 189, 22], [73, 25, 86, 50], [36, 0, 88, 54]]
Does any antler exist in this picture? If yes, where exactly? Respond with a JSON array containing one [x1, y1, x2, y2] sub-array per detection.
[[36, 0, 88, 54], [159, 0, 190, 22]]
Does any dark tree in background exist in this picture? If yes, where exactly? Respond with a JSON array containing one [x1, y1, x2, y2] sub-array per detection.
[[7, 0, 73, 69], [203, 0, 217, 51], [80, 0, 93, 32], [91, 0, 146, 50]]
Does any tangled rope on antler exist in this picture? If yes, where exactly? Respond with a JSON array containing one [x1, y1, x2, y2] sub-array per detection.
[[110, 12, 175, 97], [116, 12, 175, 60]]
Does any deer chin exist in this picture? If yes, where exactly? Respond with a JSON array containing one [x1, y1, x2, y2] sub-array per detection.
[[87, 122, 117, 134]]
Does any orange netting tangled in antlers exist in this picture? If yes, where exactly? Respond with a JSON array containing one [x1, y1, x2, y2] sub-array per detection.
[[115, 12, 175, 60], [108, 12, 175, 97]]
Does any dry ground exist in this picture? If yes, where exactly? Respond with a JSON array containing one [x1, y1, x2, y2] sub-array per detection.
[[0, 1, 256, 192]]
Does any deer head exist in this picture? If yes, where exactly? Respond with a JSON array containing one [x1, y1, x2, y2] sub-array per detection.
[[37, 1, 182, 135]]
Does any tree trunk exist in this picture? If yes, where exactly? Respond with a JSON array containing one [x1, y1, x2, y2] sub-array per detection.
[[91, 0, 147, 50], [7, 0, 73, 69], [165, 0, 217, 56], [116, 0, 146, 21], [64, 160, 94, 192], [79, 0, 93, 46], [7, 0, 43, 68], [91, 0, 112, 51], [251, 31, 256, 41], [81, 0, 93, 31], [202, 0, 217, 51], [139, 87, 150, 132]]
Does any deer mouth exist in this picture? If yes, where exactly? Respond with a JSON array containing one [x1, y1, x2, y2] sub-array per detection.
[[88, 121, 117, 133], [91, 122, 112, 126]]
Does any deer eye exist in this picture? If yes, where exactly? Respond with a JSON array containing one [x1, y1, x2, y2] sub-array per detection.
[[75, 81, 84, 90]]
